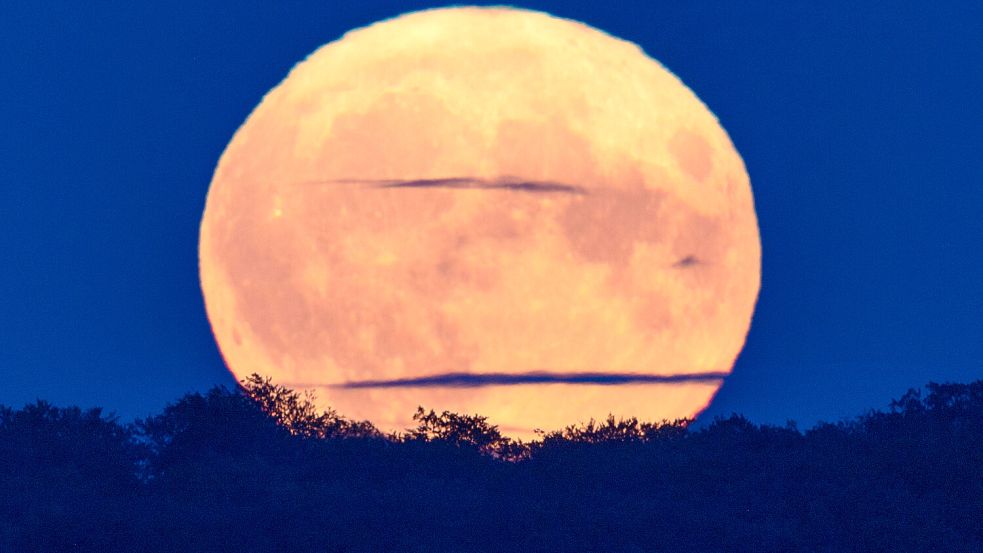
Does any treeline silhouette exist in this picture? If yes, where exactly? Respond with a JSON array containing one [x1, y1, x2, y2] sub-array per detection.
[[2, 375, 982, 552]]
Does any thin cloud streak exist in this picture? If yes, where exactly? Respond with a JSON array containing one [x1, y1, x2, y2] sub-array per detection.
[[313, 371, 729, 389], [312, 176, 588, 195]]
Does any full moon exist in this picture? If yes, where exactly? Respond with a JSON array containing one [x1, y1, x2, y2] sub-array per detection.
[[199, 7, 760, 439]]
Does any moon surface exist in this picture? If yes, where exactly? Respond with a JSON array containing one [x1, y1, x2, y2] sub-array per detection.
[[199, 7, 761, 439]]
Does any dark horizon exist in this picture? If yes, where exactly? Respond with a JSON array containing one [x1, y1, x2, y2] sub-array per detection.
[[3, 375, 981, 551]]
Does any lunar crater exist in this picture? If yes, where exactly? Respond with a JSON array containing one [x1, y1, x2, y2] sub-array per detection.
[[673, 255, 701, 268]]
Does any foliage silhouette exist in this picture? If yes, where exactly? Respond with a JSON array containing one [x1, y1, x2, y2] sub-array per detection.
[[240, 374, 382, 440], [2, 375, 982, 552]]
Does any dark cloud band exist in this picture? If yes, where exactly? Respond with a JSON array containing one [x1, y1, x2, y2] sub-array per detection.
[[313, 177, 588, 195], [322, 371, 728, 389]]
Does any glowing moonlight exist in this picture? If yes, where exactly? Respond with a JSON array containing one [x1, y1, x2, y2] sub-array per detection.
[[199, 7, 760, 438]]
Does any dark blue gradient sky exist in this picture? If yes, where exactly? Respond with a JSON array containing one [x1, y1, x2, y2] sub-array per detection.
[[2, 2, 981, 426]]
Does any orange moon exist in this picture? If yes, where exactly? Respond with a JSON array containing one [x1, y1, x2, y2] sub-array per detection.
[[199, 7, 760, 439]]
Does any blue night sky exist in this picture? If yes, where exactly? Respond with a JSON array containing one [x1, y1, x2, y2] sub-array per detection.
[[2, 2, 981, 427]]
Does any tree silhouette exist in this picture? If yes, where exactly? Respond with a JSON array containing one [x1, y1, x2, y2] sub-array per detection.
[[240, 373, 381, 439], [0, 401, 144, 551], [1, 378, 982, 552], [537, 415, 691, 445], [404, 407, 527, 460]]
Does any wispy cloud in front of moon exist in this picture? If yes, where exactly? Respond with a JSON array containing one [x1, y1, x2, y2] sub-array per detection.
[[310, 176, 588, 195], [313, 371, 729, 389]]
